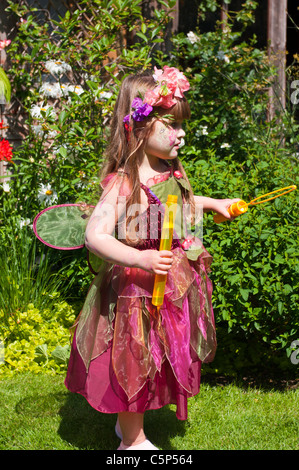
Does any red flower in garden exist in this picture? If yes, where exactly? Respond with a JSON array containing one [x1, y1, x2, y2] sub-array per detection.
[[0, 138, 13, 162]]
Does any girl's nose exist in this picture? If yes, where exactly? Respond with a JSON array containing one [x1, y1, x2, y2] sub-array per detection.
[[177, 127, 185, 138]]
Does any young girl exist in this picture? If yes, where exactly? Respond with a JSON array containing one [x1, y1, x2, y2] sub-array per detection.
[[65, 66, 238, 450]]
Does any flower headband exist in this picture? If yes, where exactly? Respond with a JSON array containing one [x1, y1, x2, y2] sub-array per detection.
[[123, 66, 190, 125]]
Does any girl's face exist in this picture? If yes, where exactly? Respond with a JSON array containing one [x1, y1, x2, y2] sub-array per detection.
[[144, 119, 185, 161]]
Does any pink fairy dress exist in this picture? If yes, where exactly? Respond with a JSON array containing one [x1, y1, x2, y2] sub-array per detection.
[[64, 168, 216, 420]]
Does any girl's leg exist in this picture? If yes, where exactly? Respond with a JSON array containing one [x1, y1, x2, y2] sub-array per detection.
[[117, 412, 146, 446]]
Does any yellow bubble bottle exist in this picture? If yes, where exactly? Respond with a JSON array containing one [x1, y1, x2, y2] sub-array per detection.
[[152, 194, 178, 309]]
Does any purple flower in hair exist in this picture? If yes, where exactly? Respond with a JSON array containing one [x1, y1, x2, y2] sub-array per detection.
[[132, 98, 153, 121], [123, 97, 153, 123]]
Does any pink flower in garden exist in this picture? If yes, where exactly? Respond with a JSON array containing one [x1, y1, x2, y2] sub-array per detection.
[[144, 86, 177, 109], [0, 40, 11, 50], [154, 66, 190, 98]]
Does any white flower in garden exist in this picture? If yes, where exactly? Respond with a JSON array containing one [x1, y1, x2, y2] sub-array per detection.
[[67, 85, 84, 96], [39, 82, 62, 99], [2, 182, 10, 192], [75, 181, 87, 190], [37, 183, 58, 205], [30, 104, 55, 120], [45, 60, 72, 76], [216, 51, 230, 63], [221, 143, 231, 148], [30, 105, 44, 119], [48, 129, 58, 139], [59, 84, 85, 97], [32, 124, 43, 136], [60, 84, 69, 96], [196, 126, 209, 137], [98, 87, 113, 100], [32, 123, 57, 139], [187, 31, 198, 45], [20, 218, 31, 228]]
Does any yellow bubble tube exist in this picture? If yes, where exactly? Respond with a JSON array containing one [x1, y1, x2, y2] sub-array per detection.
[[152, 195, 178, 309]]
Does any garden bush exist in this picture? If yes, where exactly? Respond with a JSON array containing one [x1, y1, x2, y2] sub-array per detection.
[[0, 0, 298, 376], [182, 150, 298, 375], [0, 226, 77, 377], [166, 0, 299, 374], [0, 0, 177, 376], [0, 300, 76, 377]]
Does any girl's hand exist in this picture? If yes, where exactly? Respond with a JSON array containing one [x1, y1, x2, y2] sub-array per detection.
[[136, 249, 174, 275], [211, 198, 241, 220]]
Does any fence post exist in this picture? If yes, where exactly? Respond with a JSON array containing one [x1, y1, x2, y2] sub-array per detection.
[[267, 0, 287, 121]]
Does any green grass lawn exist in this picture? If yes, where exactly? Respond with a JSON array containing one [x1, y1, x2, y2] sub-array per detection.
[[0, 372, 298, 450]]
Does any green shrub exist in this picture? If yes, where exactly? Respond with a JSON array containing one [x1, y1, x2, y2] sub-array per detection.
[[1, 0, 298, 376], [1, 0, 176, 294], [181, 149, 298, 374], [0, 226, 75, 321], [168, 0, 299, 374], [0, 301, 76, 377]]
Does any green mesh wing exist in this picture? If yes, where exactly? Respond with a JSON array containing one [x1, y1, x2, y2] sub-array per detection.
[[33, 203, 94, 250]]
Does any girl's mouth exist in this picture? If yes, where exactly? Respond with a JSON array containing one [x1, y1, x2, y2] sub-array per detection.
[[174, 139, 184, 149]]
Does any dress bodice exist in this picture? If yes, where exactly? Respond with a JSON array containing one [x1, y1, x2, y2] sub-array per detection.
[[136, 182, 182, 251]]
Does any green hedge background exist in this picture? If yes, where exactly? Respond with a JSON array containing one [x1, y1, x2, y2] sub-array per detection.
[[0, 0, 298, 378]]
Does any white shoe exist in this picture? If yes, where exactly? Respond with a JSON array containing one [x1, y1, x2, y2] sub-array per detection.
[[117, 439, 158, 450]]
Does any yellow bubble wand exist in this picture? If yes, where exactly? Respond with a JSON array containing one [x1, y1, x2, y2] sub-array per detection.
[[214, 185, 297, 224], [152, 194, 178, 312]]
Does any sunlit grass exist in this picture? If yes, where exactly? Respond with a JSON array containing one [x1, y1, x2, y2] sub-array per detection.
[[0, 372, 298, 450]]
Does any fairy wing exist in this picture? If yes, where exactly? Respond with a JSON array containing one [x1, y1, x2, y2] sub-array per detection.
[[33, 203, 104, 275], [33, 203, 95, 250]]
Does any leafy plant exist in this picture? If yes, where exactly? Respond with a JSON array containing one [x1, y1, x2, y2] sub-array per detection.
[[168, 1, 299, 374], [1, 0, 176, 291], [0, 227, 73, 326], [1, 0, 298, 376], [0, 301, 76, 377]]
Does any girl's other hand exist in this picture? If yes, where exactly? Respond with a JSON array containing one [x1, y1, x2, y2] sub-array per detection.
[[137, 249, 173, 275]]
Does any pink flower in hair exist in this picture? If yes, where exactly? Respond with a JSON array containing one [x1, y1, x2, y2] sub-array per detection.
[[144, 87, 176, 109], [144, 66, 190, 109]]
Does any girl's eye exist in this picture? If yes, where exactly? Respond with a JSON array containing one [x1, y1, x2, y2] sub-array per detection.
[[170, 122, 181, 130]]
